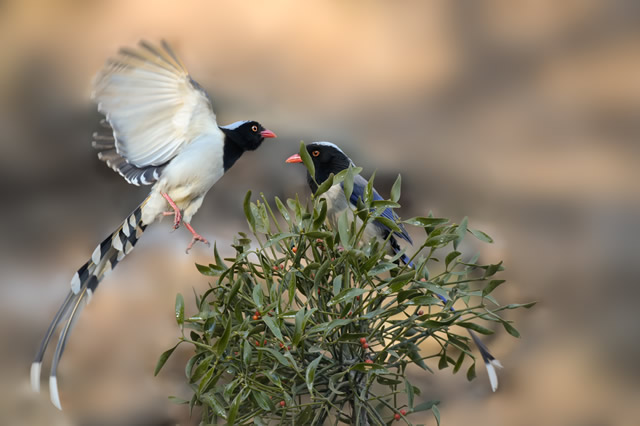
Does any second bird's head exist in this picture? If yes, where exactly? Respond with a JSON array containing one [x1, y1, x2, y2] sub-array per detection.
[[286, 142, 354, 187], [220, 120, 277, 151]]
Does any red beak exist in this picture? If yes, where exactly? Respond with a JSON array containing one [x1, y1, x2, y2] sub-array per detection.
[[285, 153, 303, 163], [260, 129, 277, 138]]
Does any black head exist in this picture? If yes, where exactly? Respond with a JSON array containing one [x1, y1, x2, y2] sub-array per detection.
[[285, 142, 353, 190], [220, 120, 276, 171]]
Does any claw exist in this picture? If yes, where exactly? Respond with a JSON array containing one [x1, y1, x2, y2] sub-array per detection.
[[161, 193, 182, 229], [185, 222, 210, 253]]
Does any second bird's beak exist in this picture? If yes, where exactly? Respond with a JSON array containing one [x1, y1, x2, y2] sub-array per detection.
[[260, 129, 277, 138], [285, 153, 303, 163]]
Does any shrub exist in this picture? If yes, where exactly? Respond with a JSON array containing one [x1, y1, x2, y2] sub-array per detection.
[[155, 161, 533, 425]]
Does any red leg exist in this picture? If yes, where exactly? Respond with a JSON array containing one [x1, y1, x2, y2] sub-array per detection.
[[185, 222, 210, 253], [161, 193, 182, 229]]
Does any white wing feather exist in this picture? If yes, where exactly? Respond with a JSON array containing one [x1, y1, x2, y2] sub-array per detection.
[[92, 41, 218, 167]]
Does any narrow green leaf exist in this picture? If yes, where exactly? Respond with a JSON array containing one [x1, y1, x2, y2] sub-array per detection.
[[175, 293, 184, 327], [243, 340, 252, 365], [466, 363, 477, 381], [367, 262, 397, 276], [483, 279, 506, 296], [227, 391, 244, 425], [405, 377, 415, 409], [257, 347, 292, 367], [154, 342, 180, 376], [327, 288, 367, 306], [426, 233, 458, 247], [375, 216, 401, 233], [314, 173, 334, 198], [403, 217, 449, 227], [274, 196, 290, 223], [432, 404, 441, 426], [243, 190, 255, 231], [200, 393, 227, 418], [190, 354, 214, 383], [312, 199, 328, 230], [453, 351, 465, 374], [390, 174, 402, 203], [343, 166, 355, 203], [305, 355, 323, 395], [293, 307, 305, 346], [445, 251, 461, 268], [252, 283, 264, 309], [214, 317, 232, 357], [458, 322, 495, 335], [413, 400, 439, 412], [299, 141, 315, 179], [503, 321, 521, 337], [262, 315, 283, 341], [338, 211, 351, 248], [469, 228, 494, 243], [454, 216, 468, 249]]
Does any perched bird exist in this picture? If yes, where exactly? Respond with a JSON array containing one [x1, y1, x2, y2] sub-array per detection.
[[286, 141, 502, 391], [31, 40, 276, 409]]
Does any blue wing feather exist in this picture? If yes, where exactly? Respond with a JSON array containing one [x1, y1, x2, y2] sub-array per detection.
[[343, 177, 413, 244]]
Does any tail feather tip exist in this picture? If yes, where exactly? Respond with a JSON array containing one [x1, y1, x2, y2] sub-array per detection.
[[50, 377, 62, 410], [30, 362, 41, 392], [486, 359, 503, 392]]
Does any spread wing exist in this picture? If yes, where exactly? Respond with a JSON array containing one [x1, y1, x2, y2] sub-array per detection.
[[92, 40, 218, 169]]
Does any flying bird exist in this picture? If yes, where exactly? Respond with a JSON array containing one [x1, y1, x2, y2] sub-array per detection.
[[31, 40, 276, 410], [286, 141, 502, 391]]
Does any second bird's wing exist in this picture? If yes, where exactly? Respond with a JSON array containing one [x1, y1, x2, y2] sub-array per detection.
[[92, 40, 219, 181]]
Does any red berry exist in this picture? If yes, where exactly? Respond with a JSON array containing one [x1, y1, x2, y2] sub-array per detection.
[[279, 342, 284, 348], [355, 295, 360, 301], [280, 400, 285, 407], [273, 266, 278, 271], [318, 289, 321, 294], [288, 345, 292, 350], [252, 315, 259, 320], [417, 310, 424, 316], [394, 413, 401, 421], [255, 340, 260, 346], [362, 342, 369, 349], [263, 339, 267, 345], [400, 409, 407, 416], [365, 359, 373, 364], [316, 239, 323, 243], [359, 337, 367, 344], [420, 278, 426, 282], [292, 246, 297, 253]]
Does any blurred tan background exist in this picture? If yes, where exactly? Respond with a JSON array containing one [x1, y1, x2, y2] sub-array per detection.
[[2, 1, 639, 425]]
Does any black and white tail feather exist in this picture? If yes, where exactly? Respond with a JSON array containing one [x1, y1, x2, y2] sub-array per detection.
[[393, 248, 502, 391], [31, 200, 148, 410]]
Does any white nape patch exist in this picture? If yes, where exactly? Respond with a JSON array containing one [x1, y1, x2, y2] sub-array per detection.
[[122, 222, 131, 237], [220, 120, 248, 130], [486, 359, 503, 392], [311, 141, 355, 165], [31, 362, 41, 392], [70, 272, 81, 294], [91, 245, 101, 264], [50, 377, 62, 410]]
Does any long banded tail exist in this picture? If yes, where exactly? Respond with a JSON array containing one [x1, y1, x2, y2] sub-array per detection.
[[31, 200, 148, 409]]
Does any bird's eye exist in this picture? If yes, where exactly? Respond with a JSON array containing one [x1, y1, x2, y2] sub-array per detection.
[[312, 150, 320, 157], [251, 125, 258, 132]]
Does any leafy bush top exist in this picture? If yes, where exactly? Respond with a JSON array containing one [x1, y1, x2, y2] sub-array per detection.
[[156, 157, 533, 425]]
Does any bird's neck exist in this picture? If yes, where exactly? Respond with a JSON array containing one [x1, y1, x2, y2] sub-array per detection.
[[309, 159, 352, 192], [221, 134, 245, 172]]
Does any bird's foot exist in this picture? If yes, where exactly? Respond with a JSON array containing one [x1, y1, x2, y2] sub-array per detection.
[[185, 222, 210, 253], [161, 192, 182, 229]]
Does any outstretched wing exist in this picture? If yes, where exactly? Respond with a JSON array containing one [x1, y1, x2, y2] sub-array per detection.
[[92, 40, 218, 171], [347, 175, 413, 244]]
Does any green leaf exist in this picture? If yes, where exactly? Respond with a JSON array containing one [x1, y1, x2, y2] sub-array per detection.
[[375, 216, 401, 233], [426, 233, 458, 247], [343, 166, 355, 202], [243, 340, 252, 365], [403, 217, 449, 227], [252, 390, 272, 412], [457, 322, 495, 335], [154, 342, 180, 376], [453, 351, 465, 374], [264, 232, 297, 248], [338, 211, 351, 248], [454, 216, 468, 249], [200, 392, 227, 418], [175, 293, 184, 327], [293, 308, 305, 346], [432, 404, 441, 426], [466, 363, 477, 381], [405, 377, 415, 409], [469, 228, 494, 243], [298, 141, 315, 178], [367, 262, 397, 276], [503, 321, 521, 337], [390, 174, 402, 203], [227, 391, 244, 425], [243, 190, 255, 231], [327, 288, 367, 306], [483, 279, 506, 296], [305, 355, 323, 395], [413, 400, 439, 412], [314, 173, 334, 198], [214, 317, 232, 357], [312, 199, 328, 230], [252, 283, 264, 309], [445, 251, 461, 268], [190, 354, 214, 383], [274, 196, 290, 223], [257, 347, 292, 368], [262, 315, 283, 341]]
